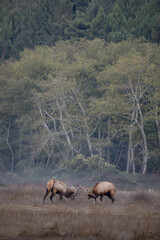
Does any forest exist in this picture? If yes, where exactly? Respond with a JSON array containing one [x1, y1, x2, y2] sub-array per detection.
[[0, 0, 160, 178]]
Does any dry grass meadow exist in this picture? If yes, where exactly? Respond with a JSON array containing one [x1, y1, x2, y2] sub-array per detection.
[[0, 183, 160, 240]]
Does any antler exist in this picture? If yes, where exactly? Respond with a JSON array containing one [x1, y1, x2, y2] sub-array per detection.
[[79, 185, 90, 192], [74, 187, 82, 196]]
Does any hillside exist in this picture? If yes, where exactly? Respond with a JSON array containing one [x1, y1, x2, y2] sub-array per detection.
[[0, 0, 160, 61]]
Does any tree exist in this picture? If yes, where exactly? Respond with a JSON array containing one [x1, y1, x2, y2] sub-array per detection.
[[97, 40, 160, 174], [0, 0, 12, 61], [105, 3, 127, 42], [0, 39, 160, 174], [89, 8, 107, 39]]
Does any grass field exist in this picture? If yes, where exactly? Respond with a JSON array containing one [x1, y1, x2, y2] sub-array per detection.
[[0, 183, 160, 240]]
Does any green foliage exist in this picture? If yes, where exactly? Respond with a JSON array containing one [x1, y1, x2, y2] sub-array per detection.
[[117, 171, 139, 186], [0, 39, 160, 175], [86, 155, 105, 172], [105, 3, 127, 42], [16, 160, 44, 179], [68, 154, 88, 172], [68, 154, 106, 172], [0, 0, 12, 61], [89, 8, 107, 39], [0, 0, 159, 61], [0, 0, 160, 177]]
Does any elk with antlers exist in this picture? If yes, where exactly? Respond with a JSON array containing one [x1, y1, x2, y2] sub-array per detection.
[[81, 181, 116, 203], [43, 179, 80, 203]]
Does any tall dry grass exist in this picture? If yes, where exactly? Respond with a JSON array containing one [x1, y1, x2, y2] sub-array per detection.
[[0, 184, 160, 240]]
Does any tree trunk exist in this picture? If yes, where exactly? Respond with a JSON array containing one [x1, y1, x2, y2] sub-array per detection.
[[1, 120, 15, 172], [107, 118, 111, 164], [73, 90, 93, 157], [126, 127, 132, 172], [132, 146, 135, 174], [6, 140, 14, 172], [1, 49, 5, 62], [129, 79, 149, 175], [98, 123, 102, 157], [155, 103, 160, 145], [56, 99, 74, 154], [137, 102, 149, 175], [126, 110, 134, 172]]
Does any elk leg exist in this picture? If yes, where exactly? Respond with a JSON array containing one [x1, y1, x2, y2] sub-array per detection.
[[111, 197, 114, 204], [59, 194, 63, 201], [70, 195, 75, 201], [43, 188, 49, 203], [50, 189, 54, 204], [100, 195, 103, 201], [106, 192, 114, 203]]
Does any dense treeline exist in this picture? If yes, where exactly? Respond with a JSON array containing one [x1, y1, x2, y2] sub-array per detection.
[[0, 39, 160, 176], [0, 0, 160, 61], [0, 0, 160, 177]]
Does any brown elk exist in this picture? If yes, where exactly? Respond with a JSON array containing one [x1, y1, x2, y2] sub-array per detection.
[[80, 181, 116, 203], [43, 179, 80, 203], [67, 186, 79, 201]]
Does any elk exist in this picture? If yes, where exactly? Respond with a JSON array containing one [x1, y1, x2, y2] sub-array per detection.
[[43, 179, 80, 203], [80, 181, 116, 204], [67, 186, 80, 201]]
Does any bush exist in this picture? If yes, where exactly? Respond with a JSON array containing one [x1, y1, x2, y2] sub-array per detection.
[[68, 154, 88, 172], [68, 154, 106, 173], [86, 155, 105, 172], [15, 160, 44, 180]]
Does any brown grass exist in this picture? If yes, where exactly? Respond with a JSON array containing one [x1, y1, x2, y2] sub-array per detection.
[[0, 184, 160, 240]]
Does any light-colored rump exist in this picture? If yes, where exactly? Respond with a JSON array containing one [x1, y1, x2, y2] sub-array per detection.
[[93, 181, 116, 195]]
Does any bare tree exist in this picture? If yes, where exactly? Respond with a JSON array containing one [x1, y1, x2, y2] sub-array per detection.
[[128, 79, 149, 175], [0, 119, 15, 172], [126, 110, 135, 172], [72, 89, 94, 157], [155, 103, 160, 146]]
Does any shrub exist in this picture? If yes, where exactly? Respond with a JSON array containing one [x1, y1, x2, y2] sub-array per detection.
[[15, 160, 44, 180], [68, 154, 105, 173]]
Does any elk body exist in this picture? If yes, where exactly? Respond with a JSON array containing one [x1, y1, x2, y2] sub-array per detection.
[[43, 179, 80, 203], [81, 181, 116, 204]]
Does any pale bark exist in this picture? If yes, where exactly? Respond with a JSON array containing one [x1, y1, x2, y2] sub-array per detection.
[[135, 102, 149, 175], [56, 99, 74, 153], [44, 144, 54, 172], [36, 97, 50, 132], [129, 78, 149, 175], [0, 121, 14, 172], [155, 103, 160, 145], [126, 110, 135, 172], [115, 141, 123, 165], [98, 123, 102, 157], [107, 118, 111, 164], [6, 139, 14, 172], [72, 90, 93, 157], [1, 49, 5, 62]]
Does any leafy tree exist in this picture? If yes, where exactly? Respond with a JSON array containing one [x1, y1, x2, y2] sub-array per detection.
[[96, 40, 160, 174], [0, 0, 12, 61], [105, 3, 127, 42], [0, 39, 160, 175], [89, 8, 107, 39]]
